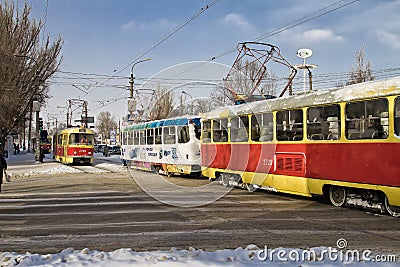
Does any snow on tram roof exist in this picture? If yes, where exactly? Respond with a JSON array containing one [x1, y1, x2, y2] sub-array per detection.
[[122, 116, 201, 131], [203, 76, 400, 119]]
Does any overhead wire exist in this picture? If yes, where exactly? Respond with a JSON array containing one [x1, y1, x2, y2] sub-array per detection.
[[95, 0, 221, 88], [55, 0, 369, 112], [82, 0, 221, 111], [165, 0, 359, 81]]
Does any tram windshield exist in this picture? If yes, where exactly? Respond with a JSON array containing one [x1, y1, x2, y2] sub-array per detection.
[[69, 133, 94, 145]]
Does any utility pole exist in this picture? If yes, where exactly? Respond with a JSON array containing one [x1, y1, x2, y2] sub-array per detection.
[[129, 58, 151, 98], [82, 101, 88, 128], [32, 100, 41, 162], [27, 103, 32, 152], [128, 58, 151, 122]]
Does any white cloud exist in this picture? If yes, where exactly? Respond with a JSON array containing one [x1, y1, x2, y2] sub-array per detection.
[[300, 29, 344, 43], [278, 28, 345, 48], [121, 18, 173, 32], [121, 20, 138, 31], [222, 13, 253, 32], [376, 30, 400, 50]]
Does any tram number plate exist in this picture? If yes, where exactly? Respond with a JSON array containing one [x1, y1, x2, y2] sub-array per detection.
[[262, 159, 273, 166]]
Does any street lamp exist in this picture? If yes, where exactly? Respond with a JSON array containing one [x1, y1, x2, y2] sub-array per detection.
[[181, 91, 193, 99], [128, 58, 151, 122], [180, 91, 193, 115], [129, 58, 151, 99]]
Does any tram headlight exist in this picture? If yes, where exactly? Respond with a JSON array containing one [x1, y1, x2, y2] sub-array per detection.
[[73, 151, 77, 155]]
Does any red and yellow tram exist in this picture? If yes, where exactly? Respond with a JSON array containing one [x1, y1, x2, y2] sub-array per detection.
[[53, 127, 95, 165], [201, 77, 400, 217]]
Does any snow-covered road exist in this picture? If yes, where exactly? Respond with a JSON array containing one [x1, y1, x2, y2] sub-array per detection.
[[1, 152, 399, 266]]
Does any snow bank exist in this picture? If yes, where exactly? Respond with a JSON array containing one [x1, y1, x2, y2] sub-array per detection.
[[1, 245, 398, 267], [6, 153, 125, 180], [7, 162, 83, 180]]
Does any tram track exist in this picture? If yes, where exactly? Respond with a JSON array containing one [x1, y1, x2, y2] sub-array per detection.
[[67, 157, 126, 174], [1, 171, 400, 255]]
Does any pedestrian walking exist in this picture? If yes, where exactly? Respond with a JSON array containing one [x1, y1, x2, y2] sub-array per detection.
[[0, 152, 8, 192], [13, 142, 18, 155], [103, 145, 109, 157]]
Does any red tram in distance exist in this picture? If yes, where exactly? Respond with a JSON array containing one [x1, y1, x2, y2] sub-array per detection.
[[200, 77, 400, 217], [53, 127, 95, 165]]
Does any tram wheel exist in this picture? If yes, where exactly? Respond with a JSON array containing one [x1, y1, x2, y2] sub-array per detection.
[[384, 196, 400, 217], [246, 183, 257, 193], [221, 175, 230, 187], [329, 186, 347, 207]]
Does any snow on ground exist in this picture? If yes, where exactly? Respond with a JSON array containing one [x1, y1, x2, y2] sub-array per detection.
[[2, 152, 399, 266], [5, 152, 125, 180], [6, 152, 81, 179], [1, 245, 399, 267]]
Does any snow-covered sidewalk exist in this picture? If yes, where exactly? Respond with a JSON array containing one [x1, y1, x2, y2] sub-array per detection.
[[5, 152, 125, 180]]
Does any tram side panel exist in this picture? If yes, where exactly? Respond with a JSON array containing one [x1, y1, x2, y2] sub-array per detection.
[[124, 142, 201, 174], [122, 119, 202, 176], [305, 142, 400, 207]]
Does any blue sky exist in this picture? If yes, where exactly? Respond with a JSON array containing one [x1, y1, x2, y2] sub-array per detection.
[[25, 0, 400, 123]]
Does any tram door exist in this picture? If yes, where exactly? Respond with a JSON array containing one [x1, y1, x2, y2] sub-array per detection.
[[63, 134, 68, 158]]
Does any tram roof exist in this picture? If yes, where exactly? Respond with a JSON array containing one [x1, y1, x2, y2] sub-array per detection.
[[202, 76, 400, 119], [123, 116, 201, 131], [58, 127, 95, 135]]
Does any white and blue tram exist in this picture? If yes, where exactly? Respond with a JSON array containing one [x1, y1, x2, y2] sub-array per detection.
[[121, 116, 202, 176]]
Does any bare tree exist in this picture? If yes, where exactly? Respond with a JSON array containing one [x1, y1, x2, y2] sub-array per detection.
[[149, 85, 174, 120], [96, 111, 117, 142], [191, 98, 225, 115], [0, 1, 63, 151], [211, 59, 278, 104], [348, 45, 374, 85]]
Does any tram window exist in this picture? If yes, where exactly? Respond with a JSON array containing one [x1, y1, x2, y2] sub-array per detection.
[[307, 105, 340, 140], [194, 124, 201, 140], [345, 98, 388, 139], [69, 133, 93, 145], [146, 129, 154, 145], [69, 134, 78, 144], [230, 116, 249, 142], [155, 128, 162, 144], [163, 126, 176, 144], [178, 126, 190, 143], [129, 131, 134, 145], [395, 97, 400, 136], [139, 130, 146, 145], [133, 131, 139, 145], [57, 134, 62, 145], [252, 113, 273, 142], [276, 109, 303, 141], [212, 118, 228, 142], [122, 132, 126, 145], [202, 120, 211, 143]]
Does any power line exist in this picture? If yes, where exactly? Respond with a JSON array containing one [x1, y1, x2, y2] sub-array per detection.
[[97, 0, 221, 88], [76, 0, 221, 107], [163, 0, 359, 81], [55, 0, 361, 110], [84, 66, 400, 111]]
